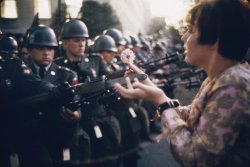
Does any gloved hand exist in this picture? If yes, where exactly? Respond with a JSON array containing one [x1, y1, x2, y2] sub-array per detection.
[[49, 81, 75, 106], [60, 106, 81, 122], [65, 99, 81, 111]]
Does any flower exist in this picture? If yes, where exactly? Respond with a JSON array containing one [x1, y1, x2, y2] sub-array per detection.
[[120, 48, 135, 64]]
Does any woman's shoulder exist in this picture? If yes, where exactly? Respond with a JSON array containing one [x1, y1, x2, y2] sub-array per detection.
[[213, 62, 250, 92]]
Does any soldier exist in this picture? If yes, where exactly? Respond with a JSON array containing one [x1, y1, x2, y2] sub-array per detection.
[[93, 34, 142, 167], [93, 35, 119, 71], [129, 35, 149, 64], [0, 36, 75, 167], [103, 28, 127, 70], [26, 25, 91, 166], [54, 19, 121, 167]]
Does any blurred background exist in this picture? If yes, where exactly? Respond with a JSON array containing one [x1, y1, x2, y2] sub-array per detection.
[[0, 0, 196, 38]]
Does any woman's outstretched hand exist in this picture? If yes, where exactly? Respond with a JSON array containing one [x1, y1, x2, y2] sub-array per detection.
[[114, 63, 170, 106]]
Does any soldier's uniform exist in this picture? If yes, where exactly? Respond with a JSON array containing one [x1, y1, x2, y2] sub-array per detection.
[[0, 54, 72, 167], [93, 34, 142, 167], [55, 53, 122, 166], [26, 25, 91, 166], [56, 19, 122, 167], [0, 35, 65, 167], [29, 63, 91, 162]]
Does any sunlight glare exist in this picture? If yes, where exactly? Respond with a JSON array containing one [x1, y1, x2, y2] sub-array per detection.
[[65, 0, 83, 18], [149, 0, 193, 27]]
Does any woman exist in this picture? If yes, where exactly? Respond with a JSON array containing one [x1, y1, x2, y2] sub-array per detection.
[[114, 0, 250, 167]]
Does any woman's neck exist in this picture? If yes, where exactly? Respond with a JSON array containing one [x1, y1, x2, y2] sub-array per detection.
[[205, 53, 238, 79]]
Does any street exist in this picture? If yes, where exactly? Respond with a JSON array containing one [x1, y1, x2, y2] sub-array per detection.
[[138, 135, 181, 167]]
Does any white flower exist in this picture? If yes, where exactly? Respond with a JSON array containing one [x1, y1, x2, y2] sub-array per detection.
[[120, 48, 135, 64]]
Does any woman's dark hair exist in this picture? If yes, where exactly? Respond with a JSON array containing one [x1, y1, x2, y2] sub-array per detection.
[[186, 0, 250, 61]]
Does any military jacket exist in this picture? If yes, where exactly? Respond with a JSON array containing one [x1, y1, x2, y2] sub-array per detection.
[[28, 61, 80, 150], [54, 54, 108, 83], [29, 62, 77, 86], [54, 54, 110, 118], [161, 62, 250, 167], [0, 55, 54, 150], [0, 56, 54, 110]]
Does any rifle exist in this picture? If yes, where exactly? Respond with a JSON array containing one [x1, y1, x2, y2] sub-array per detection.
[[106, 52, 183, 79], [155, 68, 205, 90], [180, 68, 206, 81], [16, 74, 147, 109]]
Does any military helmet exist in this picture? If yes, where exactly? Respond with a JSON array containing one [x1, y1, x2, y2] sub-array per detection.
[[153, 43, 164, 52], [129, 35, 142, 47], [93, 35, 118, 53], [123, 35, 132, 48], [27, 25, 58, 48], [0, 36, 18, 54], [61, 19, 89, 39], [103, 28, 126, 46], [141, 40, 151, 52]]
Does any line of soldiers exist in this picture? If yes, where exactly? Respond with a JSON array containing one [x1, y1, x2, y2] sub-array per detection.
[[0, 19, 204, 167], [0, 20, 156, 167]]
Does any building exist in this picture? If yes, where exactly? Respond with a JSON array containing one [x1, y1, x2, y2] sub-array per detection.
[[0, 0, 151, 36]]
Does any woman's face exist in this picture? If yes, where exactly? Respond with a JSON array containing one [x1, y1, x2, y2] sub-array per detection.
[[181, 25, 213, 68]]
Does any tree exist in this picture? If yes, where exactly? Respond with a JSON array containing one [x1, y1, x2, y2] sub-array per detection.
[[79, 1, 122, 39], [50, 1, 67, 38], [23, 13, 40, 46]]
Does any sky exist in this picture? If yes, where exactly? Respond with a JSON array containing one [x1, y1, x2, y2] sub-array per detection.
[[148, 0, 194, 26], [65, 0, 194, 27]]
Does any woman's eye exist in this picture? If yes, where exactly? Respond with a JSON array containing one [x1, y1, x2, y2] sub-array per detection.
[[187, 26, 193, 33], [178, 26, 188, 36]]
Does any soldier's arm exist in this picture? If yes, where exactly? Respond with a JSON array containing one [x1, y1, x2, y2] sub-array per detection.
[[161, 85, 248, 167], [15, 59, 54, 96], [14, 59, 74, 108], [95, 54, 110, 76]]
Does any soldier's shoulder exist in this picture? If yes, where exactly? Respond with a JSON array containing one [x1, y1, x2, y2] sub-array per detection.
[[55, 65, 77, 84], [57, 65, 75, 74], [88, 53, 102, 60], [88, 54, 102, 61], [6, 56, 24, 66], [54, 56, 67, 62]]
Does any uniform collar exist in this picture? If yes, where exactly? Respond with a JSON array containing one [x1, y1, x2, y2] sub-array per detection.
[[34, 63, 52, 73]]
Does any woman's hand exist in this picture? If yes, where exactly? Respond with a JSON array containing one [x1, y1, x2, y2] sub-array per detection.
[[125, 62, 155, 86], [114, 63, 170, 106]]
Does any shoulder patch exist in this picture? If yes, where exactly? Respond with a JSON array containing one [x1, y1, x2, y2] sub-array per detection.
[[54, 56, 68, 63], [58, 65, 71, 72], [57, 65, 78, 80], [58, 65, 77, 75], [21, 63, 31, 75]]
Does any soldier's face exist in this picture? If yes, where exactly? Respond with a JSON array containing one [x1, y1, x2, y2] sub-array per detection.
[[117, 44, 125, 54], [63, 38, 86, 58], [102, 51, 115, 65], [29, 46, 55, 66]]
